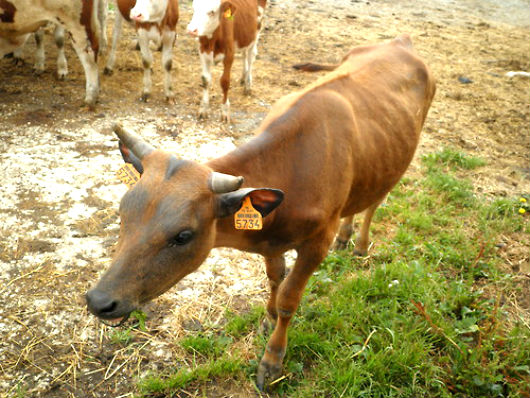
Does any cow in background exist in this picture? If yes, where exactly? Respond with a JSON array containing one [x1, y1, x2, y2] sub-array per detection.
[[187, 0, 267, 122], [103, 0, 179, 102], [86, 35, 435, 389], [7, 24, 68, 79], [0, 0, 106, 107]]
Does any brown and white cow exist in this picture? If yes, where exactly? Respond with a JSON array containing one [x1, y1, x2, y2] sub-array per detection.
[[86, 35, 435, 389], [187, 0, 267, 122], [7, 24, 68, 79], [103, 0, 179, 102], [0, 0, 103, 107]]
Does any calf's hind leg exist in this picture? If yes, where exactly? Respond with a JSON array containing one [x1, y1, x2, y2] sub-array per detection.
[[333, 215, 354, 250], [353, 197, 385, 256]]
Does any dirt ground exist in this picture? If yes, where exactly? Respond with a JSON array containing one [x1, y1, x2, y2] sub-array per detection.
[[0, 0, 529, 397]]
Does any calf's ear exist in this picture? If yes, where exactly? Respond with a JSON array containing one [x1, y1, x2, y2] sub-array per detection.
[[216, 188, 284, 218], [220, 1, 237, 19], [119, 141, 144, 174]]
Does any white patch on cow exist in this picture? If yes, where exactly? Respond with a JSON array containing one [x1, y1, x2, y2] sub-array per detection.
[[187, 0, 222, 38], [214, 52, 225, 63], [130, 0, 169, 23], [221, 98, 230, 121]]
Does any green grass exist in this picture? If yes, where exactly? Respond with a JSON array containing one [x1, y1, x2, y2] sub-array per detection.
[[136, 148, 529, 398]]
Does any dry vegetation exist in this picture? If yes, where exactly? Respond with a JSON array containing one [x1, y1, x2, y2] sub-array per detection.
[[0, 0, 528, 397]]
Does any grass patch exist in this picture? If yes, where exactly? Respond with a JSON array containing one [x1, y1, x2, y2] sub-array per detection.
[[136, 148, 529, 397]]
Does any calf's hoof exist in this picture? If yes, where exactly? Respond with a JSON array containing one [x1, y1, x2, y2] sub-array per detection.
[[221, 113, 231, 124], [333, 238, 349, 251], [256, 359, 283, 391], [140, 93, 150, 102], [103, 67, 113, 76], [353, 247, 368, 257]]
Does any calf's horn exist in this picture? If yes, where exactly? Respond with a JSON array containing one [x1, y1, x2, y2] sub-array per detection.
[[113, 123, 155, 160], [209, 172, 244, 193]]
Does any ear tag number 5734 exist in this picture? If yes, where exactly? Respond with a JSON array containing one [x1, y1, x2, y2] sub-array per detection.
[[234, 196, 262, 230], [116, 163, 140, 188]]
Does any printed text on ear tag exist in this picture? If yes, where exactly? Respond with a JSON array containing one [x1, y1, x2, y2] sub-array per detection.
[[116, 164, 140, 188], [234, 196, 262, 230]]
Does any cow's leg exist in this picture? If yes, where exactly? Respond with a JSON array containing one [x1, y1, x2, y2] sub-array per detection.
[[98, 0, 108, 55], [54, 25, 68, 80], [262, 255, 287, 333], [354, 198, 385, 256], [137, 28, 153, 102], [257, 227, 337, 390], [161, 29, 176, 103], [68, 27, 99, 108], [242, 39, 258, 95], [33, 28, 45, 75], [104, 13, 123, 75], [199, 50, 213, 119], [333, 215, 354, 251], [220, 53, 234, 123]]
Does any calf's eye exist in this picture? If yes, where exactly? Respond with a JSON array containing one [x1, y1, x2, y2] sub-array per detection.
[[168, 230, 194, 247]]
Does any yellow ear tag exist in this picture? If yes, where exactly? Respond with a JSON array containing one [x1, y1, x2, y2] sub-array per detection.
[[116, 163, 140, 188], [224, 8, 233, 20], [234, 196, 262, 230]]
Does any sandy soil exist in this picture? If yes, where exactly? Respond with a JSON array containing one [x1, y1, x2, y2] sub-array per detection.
[[0, 0, 529, 397]]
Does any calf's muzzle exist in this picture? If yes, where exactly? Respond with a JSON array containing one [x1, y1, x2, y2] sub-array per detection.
[[85, 288, 133, 323]]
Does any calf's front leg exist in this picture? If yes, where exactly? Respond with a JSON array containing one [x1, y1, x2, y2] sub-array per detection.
[[161, 29, 176, 102], [257, 228, 337, 390], [220, 53, 234, 123], [138, 28, 153, 102], [262, 255, 287, 333], [199, 50, 213, 119]]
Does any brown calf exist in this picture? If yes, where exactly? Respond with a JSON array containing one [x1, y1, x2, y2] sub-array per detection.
[[187, 0, 267, 122], [86, 35, 435, 389], [104, 0, 179, 102]]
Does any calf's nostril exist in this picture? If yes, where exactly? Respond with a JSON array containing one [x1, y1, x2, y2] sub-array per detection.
[[100, 300, 118, 315], [86, 289, 120, 317]]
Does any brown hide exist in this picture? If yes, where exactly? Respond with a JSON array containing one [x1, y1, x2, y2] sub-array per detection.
[[208, 35, 435, 255], [87, 35, 435, 389]]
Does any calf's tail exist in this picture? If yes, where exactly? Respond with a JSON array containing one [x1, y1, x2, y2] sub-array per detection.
[[292, 62, 339, 72]]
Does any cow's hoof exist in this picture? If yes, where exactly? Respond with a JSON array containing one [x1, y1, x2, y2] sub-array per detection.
[[353, 248, 368, 257], [333, 238, 349, 251], [33, 68, 44, 76], [140, 93, 150, 102], [244, 87, 252, 96], [166, 95, 175, 104], [57, 72, 67, 81], [256, 359, 283, 391], [198, 111, 208, 120], [103, 67, 113, 76]]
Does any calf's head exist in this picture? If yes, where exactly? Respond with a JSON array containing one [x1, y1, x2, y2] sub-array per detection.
[[187, 0, 236, 37], [85, 125, 283, 326], [130, 0, 169, 23]]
